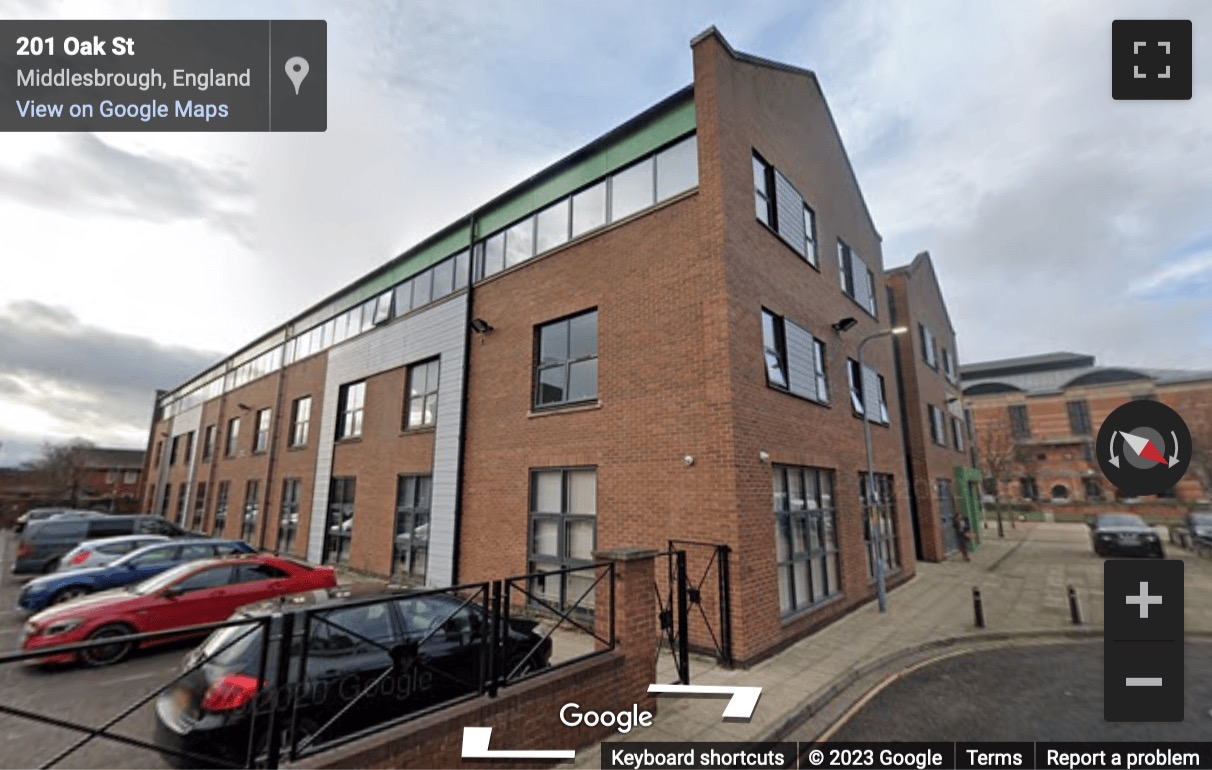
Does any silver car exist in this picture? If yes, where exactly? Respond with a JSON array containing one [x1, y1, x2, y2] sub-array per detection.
[[56, 534, 171, 571]]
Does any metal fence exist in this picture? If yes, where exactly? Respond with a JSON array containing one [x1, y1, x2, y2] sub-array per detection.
[[0, 561, 614, 769]]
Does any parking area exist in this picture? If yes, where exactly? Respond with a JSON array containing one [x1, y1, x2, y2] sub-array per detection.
[[0, 528, 178, 769]]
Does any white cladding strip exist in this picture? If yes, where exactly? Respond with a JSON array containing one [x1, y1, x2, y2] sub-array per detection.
[[306, 295, 467, 587], [154, 406, 202, 518]]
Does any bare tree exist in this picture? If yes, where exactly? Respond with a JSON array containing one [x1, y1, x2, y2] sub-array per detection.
[[972, 422, 1025, 537], [27, 438, 96, 508], [1189, 418, 1212, 504]]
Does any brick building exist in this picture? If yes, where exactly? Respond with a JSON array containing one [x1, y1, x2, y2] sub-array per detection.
[[0, 447, 144, 526], [886, 252, 980, 561], [962, 352, 1212, 513], [143, 29, 928, 663]]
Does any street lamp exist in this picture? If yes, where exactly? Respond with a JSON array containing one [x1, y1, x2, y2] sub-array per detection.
[[856, 325, 908, 613]]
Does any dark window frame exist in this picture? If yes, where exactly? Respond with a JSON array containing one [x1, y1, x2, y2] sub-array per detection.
[[278, 478, 301, 556], [528, 467, 598, 614], [762, 309, 789, 391], [394, 475, 432, 584], [405, 359, 440, 430], [324, 477, 356, 566], [337, 381, 366, 440], [1009, 404, 1031, 439], [860, 472, 900, 578], [242, 479, 260, 542], [772, 464, 840, 617], [254, 408, 271, 454], [225, 417, 240, 458], [534, 309, 599, 410], [1067, 400, 1092, 435], [213, 480, 230, 536], [752, 152, 775, 227], [290, 396, 311, 447], [202, 425, 215, 463]]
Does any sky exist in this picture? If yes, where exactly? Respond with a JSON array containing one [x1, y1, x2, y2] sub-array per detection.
[[1, 0, 1210, 465]]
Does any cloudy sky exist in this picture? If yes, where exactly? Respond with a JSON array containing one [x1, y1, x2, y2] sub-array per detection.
[[1, 0, 1210, 465]]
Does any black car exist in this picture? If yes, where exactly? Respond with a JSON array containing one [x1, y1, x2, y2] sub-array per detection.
[[13, 515, 191, 575], [1185, 511, 1212, 542], [1090, 513, 1165, 557], [154, 585, 552, 767]]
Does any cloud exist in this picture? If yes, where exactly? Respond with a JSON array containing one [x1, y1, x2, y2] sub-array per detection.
[[0, 301, 220, 465], [0, 133, 254, 246]]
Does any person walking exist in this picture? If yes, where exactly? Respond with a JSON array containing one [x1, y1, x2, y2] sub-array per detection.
[[954, 514, 971, 561]]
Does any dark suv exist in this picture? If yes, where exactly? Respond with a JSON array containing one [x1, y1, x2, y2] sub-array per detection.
[[13, 515, 190, 574], [154, 585, 552, 767]]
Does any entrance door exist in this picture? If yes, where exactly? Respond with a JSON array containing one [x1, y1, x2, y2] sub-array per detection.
[[938, 479, 958, 554]]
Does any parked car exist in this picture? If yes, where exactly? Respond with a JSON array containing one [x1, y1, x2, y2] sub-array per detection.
[[58, 535, 171, 572], [1186, 511, 1212, 541], [19, 554, 336, 667], [1090, 513, 1165, 557], [13, 514, 191, 575], [18, 539, 254, 612], [14, 508, 108, 534], [154, 585, 552, 767]]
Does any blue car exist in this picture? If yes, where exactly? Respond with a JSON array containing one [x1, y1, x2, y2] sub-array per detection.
[[17, 539, 254, 612]]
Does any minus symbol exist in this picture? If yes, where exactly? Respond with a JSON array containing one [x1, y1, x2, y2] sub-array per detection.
[[1125, 677, 1163, 687]]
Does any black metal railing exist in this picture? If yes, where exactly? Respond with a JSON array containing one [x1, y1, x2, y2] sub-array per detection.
[[0, 562, 616, 769]]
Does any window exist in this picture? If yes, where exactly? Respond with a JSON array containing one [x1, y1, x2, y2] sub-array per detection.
[[655, 134, 697, 201], [753, 153, 773, 226], [504, 216, 535, 268], [453, 250, 470, 291], [395, 475, 432, 584], [929, 405, 947, 446], [1067, 400, 1092, 435], [175, 483, 189, 526], [225, 417, 240, 458], [192, 483, 207, 532], [1019, 476, 1038, 500], [324, 477, 356, 565], [123, 470, 138, 484], [1009, 404, 1031, 439], [535, 310, 598, 408], [860, 473, 900, 577], [183, 432, 194, 465], [254, 408, 271, 454], [169, 435, 180, 466], [803, 205, 818, 267], [847, 360, 888, 424], [278, 478, 301, 555], [838, 240, 856, 297], [234, 562, 289, 583], [1082, 443, 1095, 462], [153, 440, 163, 468], [529, 468, 597, 612], [920, 324, 938, 369], [373, 290, 393, 324], [772, 465, 839, 615], [159, 483, 172, 517], [610, 157, 655, 221], [1083, 478, 1103, 500], [431, 260, 454, 300], [875, 374, 890, 424], [214, 481, 230, 536], [571, 181, 607, 238], [813, 339, 829, 403], [393, 278, 415, 316], [242, 480, 260, 542], [405, 359, 440, 429], [411, 269, 433, 308], [952, 416, 965, 452], [173, 566, 233, 594], [847, 359, 865, 415], [337, 381, 366, 439], [290, 396, 311, 447], [479, 232, 506, 280], [761, 310, 788, 389], [942, 348, 955, 382], [864, 268, 877, 316], [535, 199, 571, 254]]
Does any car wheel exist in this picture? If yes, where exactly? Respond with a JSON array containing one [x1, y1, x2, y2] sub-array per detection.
[[1093, 544, 1105, 557], [1155, 546, 1166, 559], [50, 586, 90, 605], [78, 623, 135, 667]]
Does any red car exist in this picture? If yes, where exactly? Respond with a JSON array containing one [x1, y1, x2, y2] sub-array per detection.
[[20, 554, 337, 666]]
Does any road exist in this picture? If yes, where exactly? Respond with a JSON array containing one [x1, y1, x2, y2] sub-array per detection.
[[0, 528, 178, 769], [828, 640, 1212, 742]]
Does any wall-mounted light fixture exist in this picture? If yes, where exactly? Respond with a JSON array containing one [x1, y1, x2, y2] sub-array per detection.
[[758, 450, 770, 464], [831, 317, 858, 333], [237, 402, 252, 411], [470, 318, 494, 334], [683, 455, 695, 467]]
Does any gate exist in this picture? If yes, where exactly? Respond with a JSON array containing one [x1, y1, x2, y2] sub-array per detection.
[[654, 541, 732, 684], [938, 479, 958, 554]]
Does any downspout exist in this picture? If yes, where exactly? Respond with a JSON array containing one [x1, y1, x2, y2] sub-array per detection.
[[451, 213, 477, 585]]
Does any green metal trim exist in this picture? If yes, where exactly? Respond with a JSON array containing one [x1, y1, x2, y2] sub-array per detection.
[[953, 465, 985, 548]]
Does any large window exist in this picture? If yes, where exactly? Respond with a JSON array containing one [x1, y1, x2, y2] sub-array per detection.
[[225, 417, 240, 458], [535, 310, 598, 408], [337, 381, 366, 440], [848, 359, 888, 424], [803, 205, 818, 267], [213, 481, 230, 536], [290, 396, 311, 447], [529, 468, 597, 612], [183, 431, 194, 465], [1009, 404, 1031, 439], [860, 473, 900, 577], [838, 240, 856, 297], [169, 435, 180, 466], [753, 153, 773, 226], [942, 347, 955, 382], [1067, 400, 1092, 435], [175, 483, 189, 527], [192, 483, 207, 533], [772, 465, 840, 615], [920, 324, 938, 369], [279, 478, 300, 556], [325, 477, 356, 565], [202, 425, 215, 462], [254, 408, 271, 454], [242, 480, 260, 542], [761, 310, 788, 389], [572, 181, 607, 238], [394, 475, 431, 584], [160, 484, 172, 518], [610, 157, 655, 221], [405, 359, 440, 429], [929, 404, 947, 446]]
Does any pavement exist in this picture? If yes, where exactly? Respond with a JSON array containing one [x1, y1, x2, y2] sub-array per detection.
[[573, 521, 1212, 767]]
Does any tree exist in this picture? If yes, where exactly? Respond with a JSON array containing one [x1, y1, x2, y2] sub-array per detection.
[[1189, 417, 1212, 504], [26, 438, 96, 508], [972, 420, 1025, 537]]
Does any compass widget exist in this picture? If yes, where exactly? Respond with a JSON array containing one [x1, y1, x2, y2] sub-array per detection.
[[1096, 400, 1191, 497]]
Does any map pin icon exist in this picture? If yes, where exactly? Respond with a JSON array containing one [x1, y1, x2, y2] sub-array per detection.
[[285, 56, 309, 95]]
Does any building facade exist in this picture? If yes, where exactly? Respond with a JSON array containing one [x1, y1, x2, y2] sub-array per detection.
[[962, 352, 1212, 513], [886, 252, 979, 562], [143, 29, 924, 663], [0, 447, 145, 526]]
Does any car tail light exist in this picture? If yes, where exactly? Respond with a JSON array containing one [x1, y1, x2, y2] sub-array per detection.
[[16, 541, 32, 559], [200, 674, 262, 712], [68, 551, 91, 566]]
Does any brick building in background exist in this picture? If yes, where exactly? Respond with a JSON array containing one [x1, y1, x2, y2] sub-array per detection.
[[962, 352, 1212, 516], [144, 28, 936, 663], [886, 252, 981, 562], [0, 447, 144, 526]]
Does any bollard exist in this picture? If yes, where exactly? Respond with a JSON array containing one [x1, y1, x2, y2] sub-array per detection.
[[1068, 585, 1082, 624], [972, 586, 985, 628]]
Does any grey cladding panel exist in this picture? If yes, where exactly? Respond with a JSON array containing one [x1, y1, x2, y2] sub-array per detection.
[[852, 252, 872, 312], [785, 320, 817, 400], [862, 364, 882, 423], [773, 170, 806, 257]]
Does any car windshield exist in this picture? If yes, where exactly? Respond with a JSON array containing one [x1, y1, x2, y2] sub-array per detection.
[[1191, 513, 1212, 526], [129, 563, 197, 595], [1098, 514, 1146, 528]]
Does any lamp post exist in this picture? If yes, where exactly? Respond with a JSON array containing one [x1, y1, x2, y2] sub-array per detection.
[[857, 326, 908, 613]]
